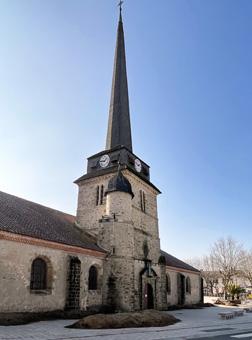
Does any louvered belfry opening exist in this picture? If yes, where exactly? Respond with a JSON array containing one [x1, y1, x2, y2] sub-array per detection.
[[65, 256, 81, 310]]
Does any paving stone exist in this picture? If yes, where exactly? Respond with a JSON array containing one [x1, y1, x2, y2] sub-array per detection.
[[1, 307, 252, 340]]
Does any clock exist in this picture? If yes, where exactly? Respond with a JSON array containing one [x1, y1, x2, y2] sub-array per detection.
[[99, 154, 110, 168], [134, 158, 142, 172]]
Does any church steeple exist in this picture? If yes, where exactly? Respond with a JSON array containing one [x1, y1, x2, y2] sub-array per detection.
[[75, 4, 156, 187], [106, 7, 132, 152]]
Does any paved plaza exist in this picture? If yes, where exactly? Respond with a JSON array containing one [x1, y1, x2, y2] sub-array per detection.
[[1, 302, 252, 340]]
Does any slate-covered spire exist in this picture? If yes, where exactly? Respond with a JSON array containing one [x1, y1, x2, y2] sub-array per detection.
[[106, 8, 133, 152]]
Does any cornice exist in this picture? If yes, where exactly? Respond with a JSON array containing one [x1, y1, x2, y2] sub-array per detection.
[[0, 230, 106, 258]]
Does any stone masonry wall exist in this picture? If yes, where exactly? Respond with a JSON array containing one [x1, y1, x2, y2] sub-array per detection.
[[166, 267, 201, 305], [126, 171, 161, 264], [76, 169, 162, 311], [76, 175, 111, 235], [76, 170, 161, 263], [76, 169, 201, 311], [65, 257, 81, 310], [0, 239, 103, 313]]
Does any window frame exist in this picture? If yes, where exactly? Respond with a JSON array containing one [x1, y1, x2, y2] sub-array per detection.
[[88, 265, 98, 291], [186, 276, 191, 294], [166, 273, 171, 295], [140, 190, 146, 213], [30, 257, 51, 294], [96, 185, 105, 206]]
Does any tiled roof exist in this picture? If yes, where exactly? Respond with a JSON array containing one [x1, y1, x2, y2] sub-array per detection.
[[0, 191, 105, 253], [161, 250, 200, 273]]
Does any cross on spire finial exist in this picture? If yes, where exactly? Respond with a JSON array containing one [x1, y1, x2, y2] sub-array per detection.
[[118, 0, 124, 14]]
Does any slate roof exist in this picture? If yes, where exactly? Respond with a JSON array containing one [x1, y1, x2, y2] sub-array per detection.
[[75, 164, 161, 194], [105, 170, 134, 198], [161, 250, 200, 273], [106, 11, 132, 151], [0, 190, 105, 253]]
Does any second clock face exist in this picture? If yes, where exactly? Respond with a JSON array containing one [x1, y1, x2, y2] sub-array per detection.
[[99, 154, 110, 168], [134, 158, 142, 172]]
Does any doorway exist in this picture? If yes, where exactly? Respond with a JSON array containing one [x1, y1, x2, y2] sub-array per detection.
[[147, 283, 154, 309], [140, 264, 157, 310]]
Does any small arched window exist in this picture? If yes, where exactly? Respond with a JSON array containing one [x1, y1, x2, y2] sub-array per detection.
[[96, 185, 104, 206], [186, 276, 191, 294], [30, 258, 47, 290], [166, 274, 171, 294], [140, 190, 146, 212], [88, 266, 98, 290]]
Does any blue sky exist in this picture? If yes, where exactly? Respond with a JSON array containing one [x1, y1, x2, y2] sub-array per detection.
[[0, 0, 251, 259]]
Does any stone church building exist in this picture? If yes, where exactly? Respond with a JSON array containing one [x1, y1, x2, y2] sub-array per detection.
[[0, 11, 202, 313]]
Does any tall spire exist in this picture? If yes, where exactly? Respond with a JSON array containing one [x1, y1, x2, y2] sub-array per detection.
[[106, 4, 133, 152]]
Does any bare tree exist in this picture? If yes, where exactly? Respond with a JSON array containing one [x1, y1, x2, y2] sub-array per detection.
[[184, 256, 219, 296], [183, 257, 203, 271], [201, 255, 219, 296], [210, 237, 245, 299], [241, 250, 252, 286]]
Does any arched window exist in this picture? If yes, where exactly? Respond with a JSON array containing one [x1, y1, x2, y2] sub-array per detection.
[[96, 185, 104, 206], [88, 266, 98, 290], [186, 277, 191, 294], [166, 274, 171, 294], [100, 185, 104, 205], [96, 186, 99, 206], [140, 190, 146, 212], [30, 258, 47, 290]]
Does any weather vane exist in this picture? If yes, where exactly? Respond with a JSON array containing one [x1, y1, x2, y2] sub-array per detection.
[[118, 0, 124, 13]]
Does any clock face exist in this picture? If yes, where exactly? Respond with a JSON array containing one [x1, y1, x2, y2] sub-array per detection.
[[99, 154, 110, 168], [134, 158, 142, 172]]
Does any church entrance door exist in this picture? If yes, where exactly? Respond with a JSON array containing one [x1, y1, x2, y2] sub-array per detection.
[[146, 283, 154, 309], [65, 257, 81, 310]]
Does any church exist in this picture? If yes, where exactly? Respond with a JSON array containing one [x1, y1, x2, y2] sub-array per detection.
[[0, 9, 202, 313]]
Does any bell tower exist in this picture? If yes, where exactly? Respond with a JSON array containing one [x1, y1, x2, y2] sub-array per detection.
[[75, 6, 166, 311]]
